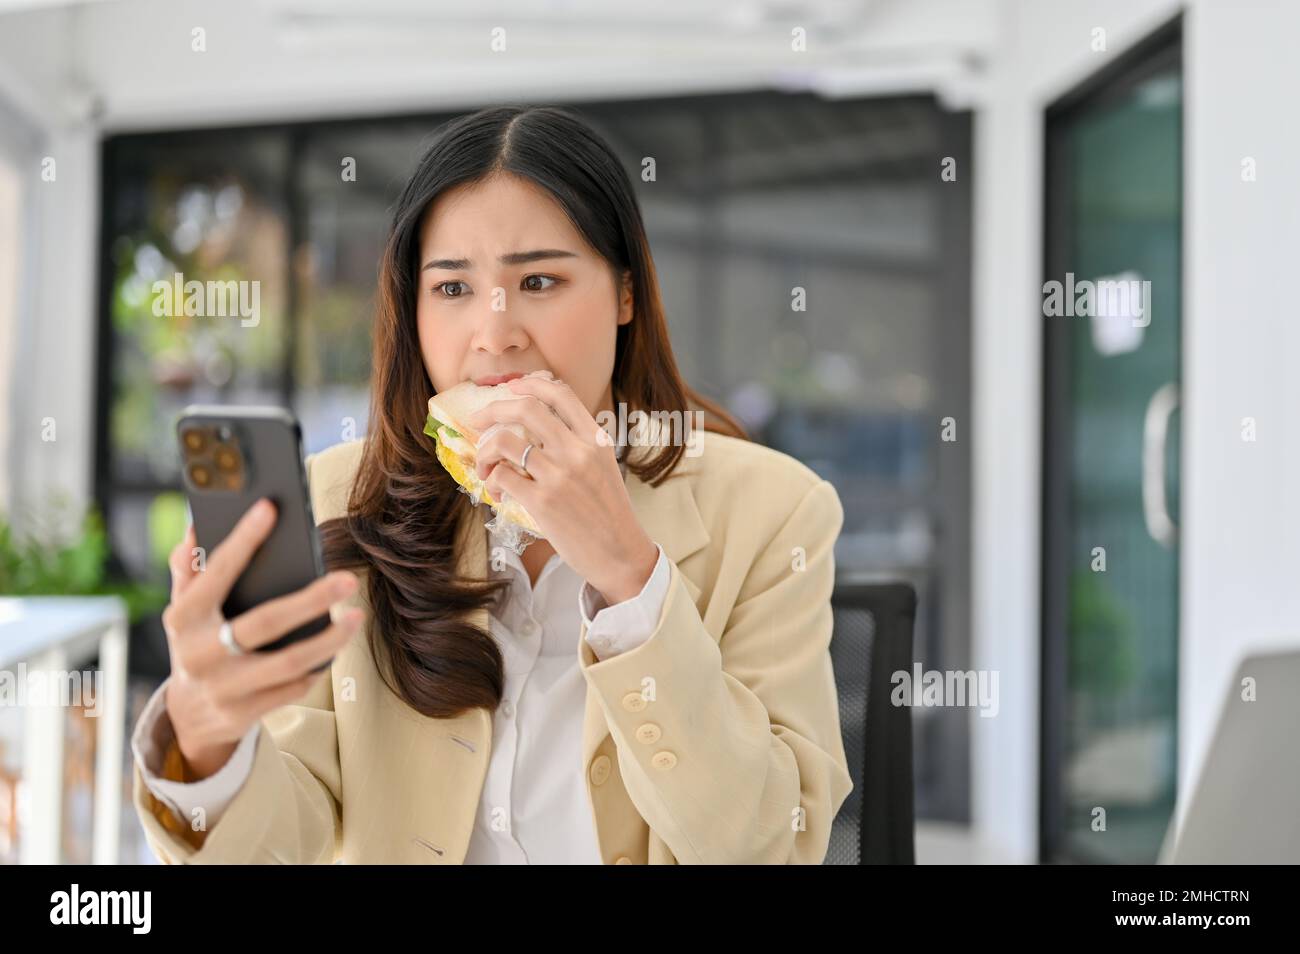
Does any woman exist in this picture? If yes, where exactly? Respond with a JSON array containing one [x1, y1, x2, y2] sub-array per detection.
[[131, 104, 852, 864]]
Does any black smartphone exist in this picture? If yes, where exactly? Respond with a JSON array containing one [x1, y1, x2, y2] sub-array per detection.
[[176, 405, 332, 670]]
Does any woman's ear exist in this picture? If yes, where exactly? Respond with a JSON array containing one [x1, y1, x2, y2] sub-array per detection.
[[616, 269, 634, 326]]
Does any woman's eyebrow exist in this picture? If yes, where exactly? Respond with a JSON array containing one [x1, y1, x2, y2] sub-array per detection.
[[421, 249, 578, 271]]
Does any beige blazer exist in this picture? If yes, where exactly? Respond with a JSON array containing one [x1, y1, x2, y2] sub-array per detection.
[[133, 430, 853, 864]]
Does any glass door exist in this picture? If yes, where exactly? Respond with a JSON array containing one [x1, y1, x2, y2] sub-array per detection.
[[1041, 21, 1182, 863]]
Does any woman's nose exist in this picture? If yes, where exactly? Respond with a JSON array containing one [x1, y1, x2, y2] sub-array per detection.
[[469, 307, 528, 354]]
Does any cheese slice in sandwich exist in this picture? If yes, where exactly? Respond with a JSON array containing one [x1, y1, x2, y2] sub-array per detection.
[[424, 370, 554, 536]]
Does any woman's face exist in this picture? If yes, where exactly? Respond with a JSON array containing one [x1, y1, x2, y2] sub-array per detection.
[[415, 172, 633, 420]]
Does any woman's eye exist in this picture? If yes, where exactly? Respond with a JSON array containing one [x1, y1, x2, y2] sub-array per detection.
[[433, 281, 468, 298], [522, 274, 559, 292]]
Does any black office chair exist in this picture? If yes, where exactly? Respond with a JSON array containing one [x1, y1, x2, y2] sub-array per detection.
[[823, 582, 917, 864]]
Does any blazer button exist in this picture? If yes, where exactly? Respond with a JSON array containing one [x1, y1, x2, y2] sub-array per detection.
[[614, 856, 633, 864], [635, 722, 661, 745], [589, 754, 612, 786], [621, 691, 647, 712], [651, 750, 677, 771]]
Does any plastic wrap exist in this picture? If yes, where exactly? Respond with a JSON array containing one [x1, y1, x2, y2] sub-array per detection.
[[482, 500, 545, 555], [444, 471, 545, 555]]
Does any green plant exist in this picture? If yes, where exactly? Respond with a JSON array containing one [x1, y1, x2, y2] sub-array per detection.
[[1067, 569, 1139, 695], [0, 496, 167, 624]]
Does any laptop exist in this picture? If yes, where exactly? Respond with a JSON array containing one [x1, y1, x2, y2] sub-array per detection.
[[1159, 649, 1300, 863]]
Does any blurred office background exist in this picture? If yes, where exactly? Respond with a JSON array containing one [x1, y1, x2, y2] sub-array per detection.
[[0, 0, 1297, 864]]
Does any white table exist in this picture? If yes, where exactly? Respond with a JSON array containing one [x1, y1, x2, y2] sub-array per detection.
[[0, 596, 129, 864]]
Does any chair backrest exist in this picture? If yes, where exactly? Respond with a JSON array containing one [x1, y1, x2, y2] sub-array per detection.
[[823, 581, 917, 864]]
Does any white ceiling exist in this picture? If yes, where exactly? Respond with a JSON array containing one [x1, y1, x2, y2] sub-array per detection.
[[0, 0, 996, 132]]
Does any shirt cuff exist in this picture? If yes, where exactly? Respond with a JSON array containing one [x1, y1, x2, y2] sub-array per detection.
[[130, 677, 259, 829], [579, 542, 671, 661]]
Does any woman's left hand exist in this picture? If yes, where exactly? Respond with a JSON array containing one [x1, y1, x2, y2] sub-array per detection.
[[466, 375, 659, 605]]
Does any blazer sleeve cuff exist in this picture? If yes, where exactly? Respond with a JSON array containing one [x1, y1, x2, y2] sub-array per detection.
[[130, 678, 258, 829], [579, 542, 670, 661]]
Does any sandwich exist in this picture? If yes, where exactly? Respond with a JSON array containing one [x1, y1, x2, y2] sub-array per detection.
[[424, 370, 553, 536]]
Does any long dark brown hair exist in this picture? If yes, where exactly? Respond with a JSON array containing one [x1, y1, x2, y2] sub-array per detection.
[[319, 104, 747, 719]]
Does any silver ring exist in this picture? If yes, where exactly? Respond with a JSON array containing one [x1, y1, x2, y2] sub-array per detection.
[[218, 619, 246, 656], [519, 442, 535, 476]]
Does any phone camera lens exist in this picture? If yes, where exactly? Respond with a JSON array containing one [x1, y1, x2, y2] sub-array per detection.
[[189, 462, 212, 487], [182, 428, 208, 453], [213, 447, 240, 472]]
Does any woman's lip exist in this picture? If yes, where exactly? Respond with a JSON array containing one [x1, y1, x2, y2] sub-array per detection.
[[473, 372, 527, 386]]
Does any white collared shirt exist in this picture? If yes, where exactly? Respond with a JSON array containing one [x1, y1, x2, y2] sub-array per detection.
[[463, 526, 669, 863], [131, 460, 672, 864]]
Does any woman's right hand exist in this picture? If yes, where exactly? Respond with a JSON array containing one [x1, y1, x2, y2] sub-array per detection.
[[160, 498, 363, 780]]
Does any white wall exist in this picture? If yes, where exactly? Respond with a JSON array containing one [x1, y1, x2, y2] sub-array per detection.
[[0, 46, 99, 530], [1179, 0, 1300, 829], [0, 157, 21, 512], [18, 125, 99, 524]]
